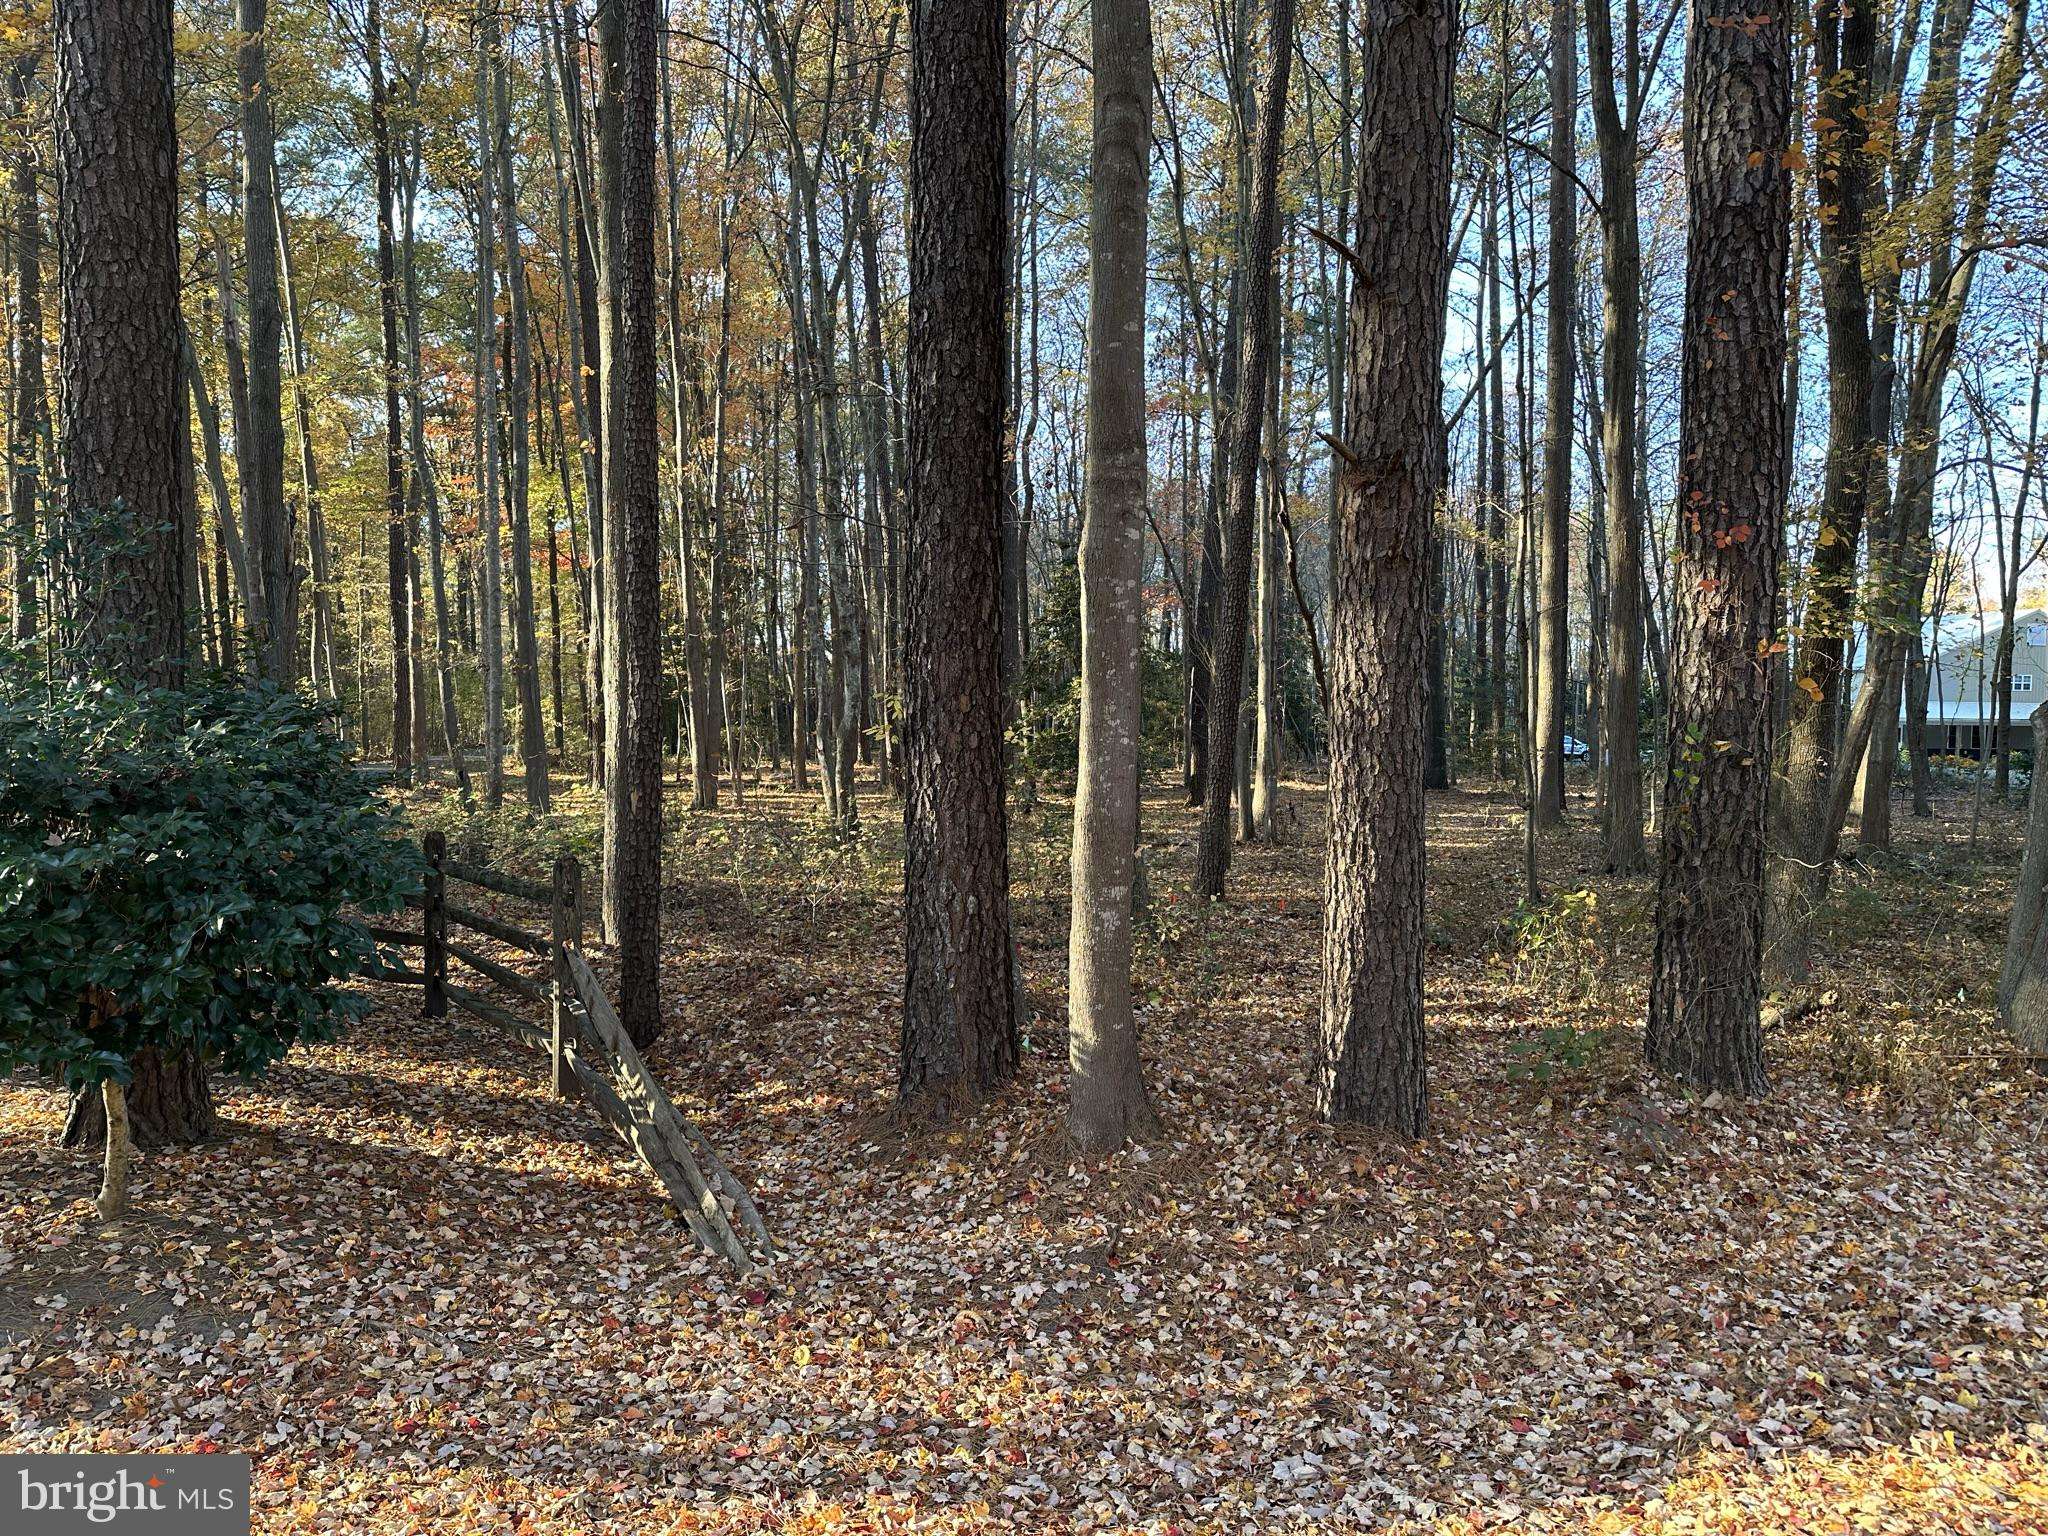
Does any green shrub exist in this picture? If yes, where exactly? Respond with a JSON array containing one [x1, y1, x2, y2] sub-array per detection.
[[1015, 549, 1185, 784], [0, 665, 421, 1093], [1505, 886, 1608, 999], [1505, 1024, 1608, 1084]]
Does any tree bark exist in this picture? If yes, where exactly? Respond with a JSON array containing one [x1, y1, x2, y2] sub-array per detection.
[[1316, 0, 1454, 1136], [1769, 0, 1876, 977], [277, 198, 337, 699], [1646, 0, 1792, 1096], [493, 17, 550, 811], [595, 0, 664, 1046], [474, 17, 506, 805], [1584, 0, 1646, 871], [1193, 0, 1295, 896], [237, 0, 293, 681], [900, 0, 1019, 1109], [1068, 0, 1160, 1154], [1532, 0, 1577, 827], [57, 0, 187, 685], [366, 0, 410, 785], [8, 53, 46, 644], [1999, 703, 2048, 1052], [62, 1045, 214, 1148]]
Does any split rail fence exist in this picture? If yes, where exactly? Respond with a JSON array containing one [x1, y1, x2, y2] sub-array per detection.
[[368, 831, 769, 1273]]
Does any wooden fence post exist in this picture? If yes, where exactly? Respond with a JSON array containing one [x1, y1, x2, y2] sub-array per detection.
[[551, 855, 582, 1098], [423, 831, 448, 1019]]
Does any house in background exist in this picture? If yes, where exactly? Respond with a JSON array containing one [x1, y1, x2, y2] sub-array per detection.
[[1906, 608, 2048, 757]]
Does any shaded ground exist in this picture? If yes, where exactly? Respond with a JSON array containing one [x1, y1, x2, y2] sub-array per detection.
[[5, 768, 2047, 1533]]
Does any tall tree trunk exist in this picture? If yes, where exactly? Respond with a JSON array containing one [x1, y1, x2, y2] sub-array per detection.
[[1254, 366, 1288, 821], [238, 0, 292, 681], [187, 332, 248, 674], [8, 53, 46, 644], [400, 129, 469, 798], [1316, 0, 1454, 1136], [660, 43, 716, 812], [366, 0, 410, 785], [545, 0, 605, 788], [1532, 0, 1577, 826], [277, 199, 337, 700], [60, 0, 186, 680], [493, 18, 550, 810], [1485, 152, 1511, 778], [1999, 701, 2048, 1051], [475, 15, 506, 805], [1584, 0, 1645, 870], [595, 0, 664, 1046], [900, 0, 1018, 1109], [56, 0, 211, 1146], [1068, 0, 1160, 1154], [1646, 0, 1792, 1095], [1193, 0, 1295, 897], [1769, 0, 1876, 977], [1861, 0, 2030, 842]]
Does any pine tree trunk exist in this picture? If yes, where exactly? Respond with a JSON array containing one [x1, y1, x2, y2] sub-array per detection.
[[8, 52, 45, 644], [58, 0, 187, 684], [64, 1046, 214, 1149], [595, 0, 665, 1046], [1068, 0, 1160, 1154], [1317, 0, 1454, 1136], [1646, 0, 1791, 1096], [900, 0, 1018, 1109]]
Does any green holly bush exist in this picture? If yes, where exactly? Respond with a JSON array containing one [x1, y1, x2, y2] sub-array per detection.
[[0, 662, 421, 1091]]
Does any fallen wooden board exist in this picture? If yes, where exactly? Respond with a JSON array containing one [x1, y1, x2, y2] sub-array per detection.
[[566, 951, 757, 1273], [448, 973, 761, 1272]]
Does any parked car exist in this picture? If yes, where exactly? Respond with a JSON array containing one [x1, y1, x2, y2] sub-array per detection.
[[1562, 735, 1591, 763]]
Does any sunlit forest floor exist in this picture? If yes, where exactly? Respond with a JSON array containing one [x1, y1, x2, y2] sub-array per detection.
[[6, 763, 2048, 1533]]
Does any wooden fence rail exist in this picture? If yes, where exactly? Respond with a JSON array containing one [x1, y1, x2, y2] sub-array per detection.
[[372, 832, 766, 1273]]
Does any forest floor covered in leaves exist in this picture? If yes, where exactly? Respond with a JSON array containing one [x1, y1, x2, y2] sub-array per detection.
[[6, 767, 2048, 1533]]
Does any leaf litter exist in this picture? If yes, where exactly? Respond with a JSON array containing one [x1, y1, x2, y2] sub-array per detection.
[[4, 779, 2046, 1533]]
